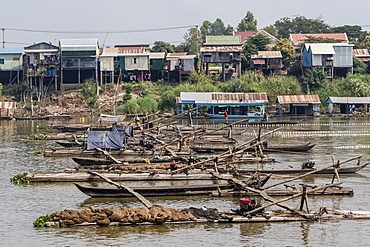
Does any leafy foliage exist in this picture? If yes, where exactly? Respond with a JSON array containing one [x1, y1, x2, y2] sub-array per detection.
[[200, 18, 234, 40], [81, 78, 98, 107], [151, 41, 175, 53], [33, 215, 52, 227], [274, 15, 331, 39], [353, 57, 368, 74], [27, 134, 46, 140], [238, 11, 257, 31], [10, 173, 29, 184], [303, 68, 327, 93], [274, 38, 295, 67]]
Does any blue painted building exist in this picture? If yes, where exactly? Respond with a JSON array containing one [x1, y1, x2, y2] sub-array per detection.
[[176, 92, 268, 119]]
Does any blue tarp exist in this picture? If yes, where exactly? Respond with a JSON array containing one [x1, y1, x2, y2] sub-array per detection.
[[112, 124, 133, 137], [87, 131, 124, 150]]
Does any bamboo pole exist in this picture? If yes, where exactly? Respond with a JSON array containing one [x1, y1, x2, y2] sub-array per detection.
[[88, 171, 153, 208]]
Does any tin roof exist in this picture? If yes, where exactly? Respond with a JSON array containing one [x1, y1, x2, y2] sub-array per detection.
[[200, 46, 243, 52], [305, 43, 335, 55], [234, 31, 258, 42], [0, 48, 23, 54], [277, 95, 321, 104], [178, 92, 268, 105], [149, 52, 165, 59], [290, 33, 349, 44], [167, 53, 187, 57], [326, 97, 370, 104], [59, 38, 98, 51], [204, 35, 242, 45], [101, 47, 149, 57], [353, 49, 370, 57], [251, 51, 282, 59]]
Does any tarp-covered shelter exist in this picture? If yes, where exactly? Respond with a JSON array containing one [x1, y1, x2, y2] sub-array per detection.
[[276, 95, 321, 116], [87, 131, 124, 150], [326, 97, 370, 114]]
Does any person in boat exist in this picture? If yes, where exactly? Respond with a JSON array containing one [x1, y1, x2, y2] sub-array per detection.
[[235, 198, 264, 216], [302, 161, 316, 169], [169, 162, 177, 171]]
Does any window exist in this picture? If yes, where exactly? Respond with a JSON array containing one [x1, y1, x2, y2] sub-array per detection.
[[133, 57, 137, 64], [0, 58, 4, 64]]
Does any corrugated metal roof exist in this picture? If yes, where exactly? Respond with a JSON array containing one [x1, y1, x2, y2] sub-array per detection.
[[277, 95, 321, 104], [251, 51, 282, 59], [290, 33, 349, 44], [179, 92, 268, 104], [326, 97, 370, 104], [149, 52, 165, 59], [200, 46, 243, 52], [179, 55, 196, 59], [59, 38, 98, 51], [167, 53, 187, 57], [305, 44, 335, 55], [251, 59, 265, 65], [353, 49, 370, 57], [234, 31, 258, 42], [0, 48, 23, 54], [204, 35, 241, 45]]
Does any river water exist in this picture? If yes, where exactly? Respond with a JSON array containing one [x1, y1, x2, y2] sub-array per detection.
[[2, 117, 370, 246]]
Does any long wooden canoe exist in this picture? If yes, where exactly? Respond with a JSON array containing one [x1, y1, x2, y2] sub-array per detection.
[[72, 157, 179, 166], [74, 183, 234, 197], [190, 142, 315, 153], [74, 183, 353, 197], [229, 163, 369, 175]]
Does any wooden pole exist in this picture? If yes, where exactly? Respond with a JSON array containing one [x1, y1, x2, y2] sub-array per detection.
[[88, 171, 153, 208]]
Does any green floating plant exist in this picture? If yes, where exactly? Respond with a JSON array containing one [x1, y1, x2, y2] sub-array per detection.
[[33, 215, 52, 227], [27, 134, 46, 140], [37, 125, 49, 130], [10, 173, 29, 185]]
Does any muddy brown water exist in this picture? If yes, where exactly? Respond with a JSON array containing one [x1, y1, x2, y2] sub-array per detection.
[[1, 117, 370, 246]]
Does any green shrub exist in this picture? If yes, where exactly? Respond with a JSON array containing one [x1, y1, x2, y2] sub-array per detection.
[[10, 173, 29, 184], [33, 215, 52, 227]]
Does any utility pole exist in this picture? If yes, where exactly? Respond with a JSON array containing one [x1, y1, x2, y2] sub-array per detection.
[[1, 28, 5, 48]]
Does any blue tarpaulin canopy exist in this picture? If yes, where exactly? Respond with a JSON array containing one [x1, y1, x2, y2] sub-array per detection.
[[87, 131, 124, 150]]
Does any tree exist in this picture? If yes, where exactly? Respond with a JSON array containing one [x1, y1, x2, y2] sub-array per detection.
[[262, 25, 277, 37], [303, 68, 327, 94], [237, 19, 247, 32], [81, 78, 98, 108], [353, 57, 368, 74], [237, 11, 257, 31], [274, 15, 331, 39], [274, 38, 296, 66], [328, 25, 363, 42], [244, 11, 257, 31], [151, 41, 175, 53], [242, 33, 271, 70], [200, 18, 234, 40], [183, 27, 202, 55]]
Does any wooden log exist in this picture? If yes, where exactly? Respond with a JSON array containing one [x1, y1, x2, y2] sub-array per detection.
[[88, 171, 153, 208], [96, 148, 122, 164]]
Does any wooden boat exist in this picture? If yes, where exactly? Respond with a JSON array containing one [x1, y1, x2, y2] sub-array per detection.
[[226, 162, 369, 175], [43, 147, 190, 157], [74, 183, 353, 197], [190, 142, 315, 153], [74, 183, 234, 197], [13, 116, 47, 120], [248, 142, 316, 152], [24, 171, 233, 182], [72, 157, 180, 166], [56, 141, 83, 148]]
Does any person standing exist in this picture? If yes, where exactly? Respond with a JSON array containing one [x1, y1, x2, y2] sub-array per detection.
[[224, 110, 229, 122]]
